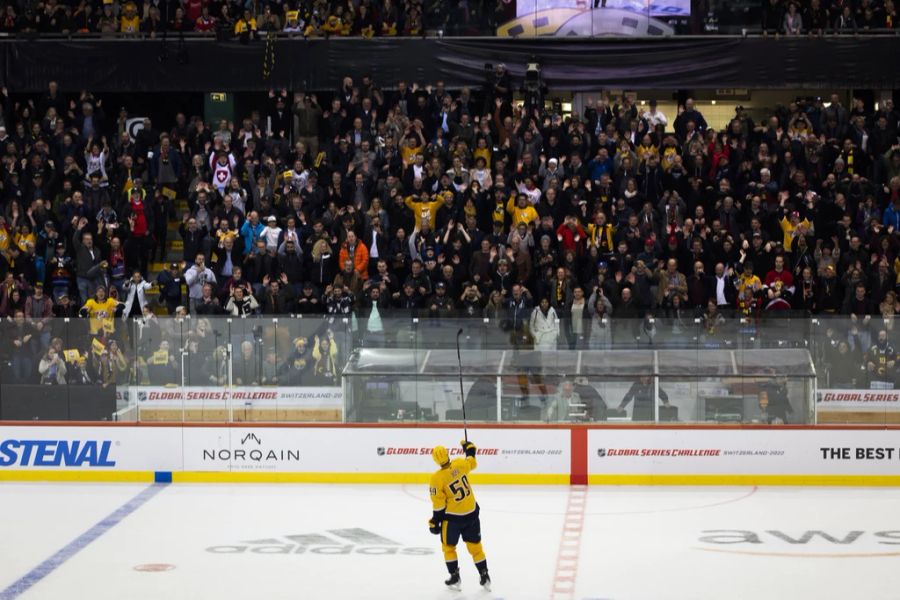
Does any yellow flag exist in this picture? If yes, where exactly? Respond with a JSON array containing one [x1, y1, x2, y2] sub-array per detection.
[[150, 350, 169, 365], [91, 338, 106, 356]]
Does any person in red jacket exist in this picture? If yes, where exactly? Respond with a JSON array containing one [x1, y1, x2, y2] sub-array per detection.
[[556, 215, 586, 255], [338, 230, 369, 280], [123, 186, 153, 278]]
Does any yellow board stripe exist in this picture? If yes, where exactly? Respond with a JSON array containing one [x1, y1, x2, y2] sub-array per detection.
[[0, 470, 156, 483], [588, 474, 900, 487]]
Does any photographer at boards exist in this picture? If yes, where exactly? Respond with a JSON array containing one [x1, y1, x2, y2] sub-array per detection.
[[757, 375, 793, 424]]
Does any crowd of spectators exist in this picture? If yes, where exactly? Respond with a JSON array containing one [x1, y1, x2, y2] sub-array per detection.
[[763, 0, 898, 34], [0, 0, 501, 37], [0, 72, 897, 387], [0, 0, 895, 38]]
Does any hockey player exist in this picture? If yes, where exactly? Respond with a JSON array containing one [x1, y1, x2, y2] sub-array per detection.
[[428, 440, 490, 591]]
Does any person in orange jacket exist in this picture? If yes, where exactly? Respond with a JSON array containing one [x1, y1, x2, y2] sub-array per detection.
[[338, 230, 369, 279]]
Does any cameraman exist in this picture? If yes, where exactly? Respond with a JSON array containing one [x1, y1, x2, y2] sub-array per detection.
[[485, 63, 512, 112]]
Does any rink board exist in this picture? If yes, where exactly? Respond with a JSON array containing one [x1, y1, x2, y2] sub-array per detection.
[[0, 424, 899, 485]]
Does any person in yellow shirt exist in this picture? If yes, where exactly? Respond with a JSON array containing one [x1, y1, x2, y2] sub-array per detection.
[[234, 9, 258, 36], [779, 210, 812, 251], [473, 138, 492, 166], [322, 13, 343, 34], [635, 134, 659, 165], [0, 218, 9, 257], [660, 137, 680, 171], [401, 135, 424, 168], [14, 224, 35, 253], [587, 210, 615, 254], [119, 1, 140, 33], [737, 261, 762, 296], [81, 286, 119, 335], [428, 441, 490, 591], [506, 193, 538, 228], [404, 193, 445, 231]]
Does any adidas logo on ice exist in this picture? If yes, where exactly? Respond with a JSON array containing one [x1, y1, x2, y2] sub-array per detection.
[[206, 528, 434, 556]]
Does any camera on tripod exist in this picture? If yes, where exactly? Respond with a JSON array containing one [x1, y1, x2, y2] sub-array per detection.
[[521, 61, 546, 117]]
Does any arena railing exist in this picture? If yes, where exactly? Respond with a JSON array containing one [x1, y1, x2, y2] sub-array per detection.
[[0, 315, 893, 426], [0, 24, 896, 40]]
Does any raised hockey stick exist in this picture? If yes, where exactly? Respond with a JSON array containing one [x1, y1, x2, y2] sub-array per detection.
[[456, 328, 468, 443]]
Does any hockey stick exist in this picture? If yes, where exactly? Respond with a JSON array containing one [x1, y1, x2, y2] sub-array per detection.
[[456, 328, 468, 443]]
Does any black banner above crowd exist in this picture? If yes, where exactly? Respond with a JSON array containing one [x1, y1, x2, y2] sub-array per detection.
[[2, 36, 898, 93]]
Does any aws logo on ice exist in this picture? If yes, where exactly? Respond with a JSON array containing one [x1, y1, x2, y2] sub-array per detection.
[[206, 528, 434, 556], [697, 529, 900, 557]]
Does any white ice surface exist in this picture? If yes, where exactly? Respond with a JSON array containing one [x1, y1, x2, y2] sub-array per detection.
[[1, 483, 899, 600]]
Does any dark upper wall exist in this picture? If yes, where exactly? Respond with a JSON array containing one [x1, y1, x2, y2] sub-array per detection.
[[2, 37, 899, 93]]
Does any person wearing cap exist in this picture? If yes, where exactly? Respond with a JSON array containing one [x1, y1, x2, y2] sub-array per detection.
[[262, 215, 283, 251], [24, 281, 53, 347], [426, 281, 454, 319], [156, 262, 184, 315], [47, 241, 73, 300], [295, 281, 323, 315], [637, 237, 657, 267], [779, 208, 812, 251], [276, 237, 304, 289], [538, 156, 565, 188]]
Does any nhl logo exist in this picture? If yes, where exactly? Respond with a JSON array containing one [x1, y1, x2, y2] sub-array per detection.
[[376, 447, 385, 456]]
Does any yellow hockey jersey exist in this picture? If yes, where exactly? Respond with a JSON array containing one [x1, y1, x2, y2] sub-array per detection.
[[430, 455, 477, 517]]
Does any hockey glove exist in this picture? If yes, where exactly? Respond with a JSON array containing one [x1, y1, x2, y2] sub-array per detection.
[[461, 440, 477, 457], [428, 519, 442, 535]]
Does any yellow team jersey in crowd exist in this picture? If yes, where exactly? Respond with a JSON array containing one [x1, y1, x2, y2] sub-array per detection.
[[119, 14, 140, 32], [83, 298, 118, 334], [636, 143, 659, 164], [404, 196, 445, 231], [0, 228, 9, 254], [234, 17, 257, 34], [430, 455, 477, 517], [14, 232, 35, 252], [400, 145, 422, 168], [779, 216, 812, 251], [322, 15, 342, 34], [473, 147, 492, 166], [737, 273, 762, 296], [587, 223, 615, 252], [506, 196, 538, 227], [661, 146, 678, 171]]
